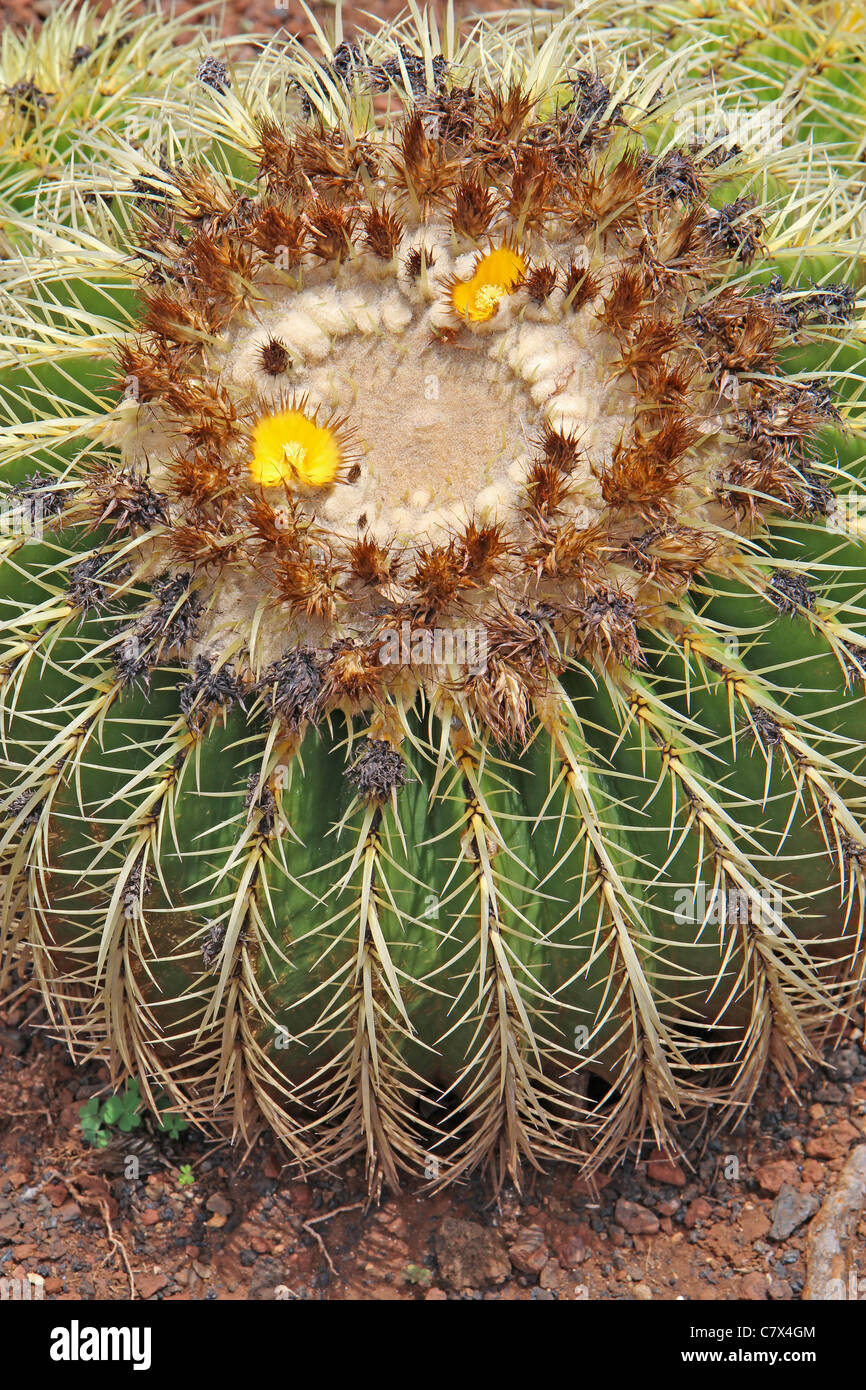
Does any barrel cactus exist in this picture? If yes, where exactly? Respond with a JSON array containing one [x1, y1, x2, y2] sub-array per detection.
[[1, 3, 864, 1194], [0, 0, 212, 239]]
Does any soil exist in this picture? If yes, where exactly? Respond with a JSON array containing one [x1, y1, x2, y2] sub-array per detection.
[[1, 0, 865, 1304], [1, 0, 510, 53], [2, 962, 864, 1302]]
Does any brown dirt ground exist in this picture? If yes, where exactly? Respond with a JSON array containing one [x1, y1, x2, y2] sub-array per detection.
[[1, 0, 865, 1304], [2, 963, 865, 1302], [1, 0, 513, 51]]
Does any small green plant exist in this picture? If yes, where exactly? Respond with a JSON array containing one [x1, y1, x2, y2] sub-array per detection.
[[78, 1096, 111, 1149], [177, 1164, 196, 1188], [404, 1265, 432, 1289], [100, 1080, 144, 1132], [155, 1096, 189, 1140], [79, 1080, 143, 1148], [78, 1080, 188, 1147]]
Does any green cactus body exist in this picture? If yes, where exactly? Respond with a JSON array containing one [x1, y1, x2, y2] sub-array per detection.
[[0, 4, 864, 1192]]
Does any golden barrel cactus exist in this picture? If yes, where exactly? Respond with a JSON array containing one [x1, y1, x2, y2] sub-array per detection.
[[0, 2, 864, 1193]]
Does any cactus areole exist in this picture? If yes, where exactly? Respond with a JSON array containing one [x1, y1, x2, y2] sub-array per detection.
[[1, 6, 865, 1193]]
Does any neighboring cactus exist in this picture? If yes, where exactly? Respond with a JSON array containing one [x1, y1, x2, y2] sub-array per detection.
[[0, 4, 864, 1194], [0, 0, 218, 241], [624, 0, 866, 155]]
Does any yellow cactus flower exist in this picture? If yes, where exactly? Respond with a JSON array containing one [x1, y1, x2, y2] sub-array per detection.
[[450, 245, 527, 322], [249, 408, 341, 489]]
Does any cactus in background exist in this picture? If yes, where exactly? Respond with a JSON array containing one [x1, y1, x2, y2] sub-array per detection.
[[0, 0, 218, 240], [619, 0, 866, 154], [0, 3, 864, 1194]]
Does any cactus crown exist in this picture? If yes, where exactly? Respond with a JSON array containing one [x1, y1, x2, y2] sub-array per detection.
[[92, 31, 850, 740]]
